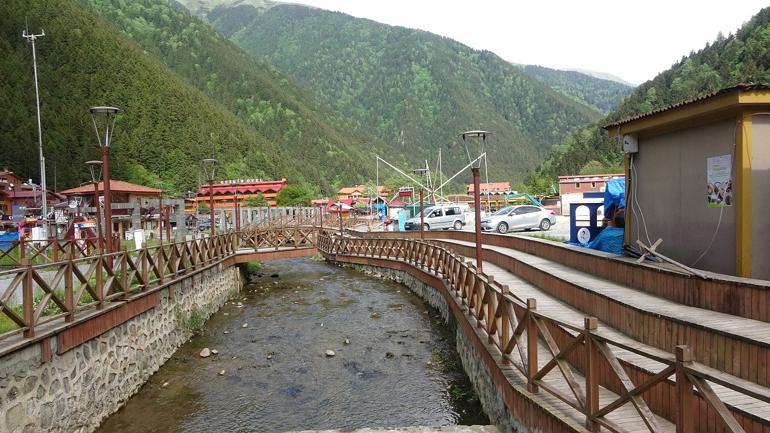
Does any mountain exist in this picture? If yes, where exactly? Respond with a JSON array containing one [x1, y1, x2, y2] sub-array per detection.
[[1, 0, 393, 194], [528, 6, 770, 192], [0, 0, 281, 194], [565, 68, 636, 87], [205, 4, 601, 183], [521, 65, 633, 113]]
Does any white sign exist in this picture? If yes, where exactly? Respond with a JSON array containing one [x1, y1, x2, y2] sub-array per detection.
[[707, 154, 732, 208]]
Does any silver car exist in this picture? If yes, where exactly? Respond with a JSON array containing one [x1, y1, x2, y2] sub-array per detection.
[[480, 205, 556, 234], [404, 205, 466, 231]]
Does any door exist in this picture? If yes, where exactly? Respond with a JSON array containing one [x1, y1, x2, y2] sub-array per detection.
[[521, 206, 542, 228], [426, 207, 444, 228], [444, 206, 461, 228]]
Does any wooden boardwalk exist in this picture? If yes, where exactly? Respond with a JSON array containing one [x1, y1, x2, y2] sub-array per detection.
[[435, 238, 770, 428]]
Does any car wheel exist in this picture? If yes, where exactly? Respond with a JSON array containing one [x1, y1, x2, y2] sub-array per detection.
[[453, 220, 463, 230], [496, 222, 508, 234], [540, 219, 551, 231], [423, 223, 430, 231]]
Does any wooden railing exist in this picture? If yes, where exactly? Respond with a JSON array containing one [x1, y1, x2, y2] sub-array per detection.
[[0, 237, 103, 268], [238, 224, 316, 250], [318, 235, 770, 433], [0, 233, 237, 341]]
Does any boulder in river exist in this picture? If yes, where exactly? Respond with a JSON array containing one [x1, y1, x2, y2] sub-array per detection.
[[199, 348, 211, 358], [325, 350, 336, 357]]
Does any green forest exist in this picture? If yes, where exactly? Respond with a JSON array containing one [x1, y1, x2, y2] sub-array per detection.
[[525, 6, 770, 194], [521, 65, 633, 114], [215, 4, 602, 183]]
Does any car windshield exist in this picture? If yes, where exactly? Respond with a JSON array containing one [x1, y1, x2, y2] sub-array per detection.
[[419, 207, 436, 216], [493, 206, 514, 216]]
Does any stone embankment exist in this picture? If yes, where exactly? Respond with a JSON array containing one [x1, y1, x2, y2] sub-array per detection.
[[0, 263, 241, 433]]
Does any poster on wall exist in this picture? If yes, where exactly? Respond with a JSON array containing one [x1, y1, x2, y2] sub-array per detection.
[[707, 154, 732, 207]]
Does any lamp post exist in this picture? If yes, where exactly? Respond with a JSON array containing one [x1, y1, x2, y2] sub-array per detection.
[[201, 159, 218, 237], [460, 130, 491, 272], [234, 189, 241, 233], [85, 161, 103, 252], [89, 106, 119, 253], [413, 168, 429, 240]]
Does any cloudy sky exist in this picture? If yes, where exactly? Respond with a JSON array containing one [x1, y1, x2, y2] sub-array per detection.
[[286, 0, 767, 85]]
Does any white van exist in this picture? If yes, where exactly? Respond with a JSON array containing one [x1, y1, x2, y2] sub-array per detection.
[[404, 204, 466, 231]]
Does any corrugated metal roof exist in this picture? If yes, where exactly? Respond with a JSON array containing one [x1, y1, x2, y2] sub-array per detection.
[[604, 83, 770, 129]]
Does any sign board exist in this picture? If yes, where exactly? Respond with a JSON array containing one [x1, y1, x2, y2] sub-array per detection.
[[707, 154, 732, 208]]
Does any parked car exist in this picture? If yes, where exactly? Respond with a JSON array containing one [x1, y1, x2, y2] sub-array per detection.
[[404, 204, 465, 231], [480, 205, 555, 234]]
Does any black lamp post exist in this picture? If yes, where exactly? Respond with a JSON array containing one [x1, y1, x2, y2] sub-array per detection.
[[89, 106, 119, 253], [85, 160, 103, 251], [201, 158, 218, 237], [460, 130, 490, 272]]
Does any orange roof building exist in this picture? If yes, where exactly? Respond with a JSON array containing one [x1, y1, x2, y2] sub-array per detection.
[[466, 182, 512, 195], [337, 185, 386, 200], [196, 178, 287, 208]]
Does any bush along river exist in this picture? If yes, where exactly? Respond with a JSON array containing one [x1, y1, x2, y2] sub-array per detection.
[[96, 257, 489, 433]]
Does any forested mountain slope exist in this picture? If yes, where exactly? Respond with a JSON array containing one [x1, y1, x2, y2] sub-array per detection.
[[210, 4, 601, 182], [81, 0, 398, 193], [521, 65, 633, 114], [0, 0, 394, 194], [529, 6, 770, 191], [0, 0, 282, 194]]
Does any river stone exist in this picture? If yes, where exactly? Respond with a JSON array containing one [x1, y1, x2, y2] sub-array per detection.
[[325, 350, 336, 357], [219, 370, 225, 376], [242, 323, 249, 328], [344, 338, 350, 345], [199, 348, 211, 358], [211, 349, 219, 355]]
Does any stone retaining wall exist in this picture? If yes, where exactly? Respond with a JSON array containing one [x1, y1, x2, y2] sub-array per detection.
[[339, 263, 528, 433], [0, 263, 242, 433]]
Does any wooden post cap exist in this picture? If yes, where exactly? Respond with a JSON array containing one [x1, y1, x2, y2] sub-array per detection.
[[501, 285, 509, 294], [675, 345, 692, 362], [488, 275, 495, 284], [584, 317, 598, 330], [527, 298, 537, 309]]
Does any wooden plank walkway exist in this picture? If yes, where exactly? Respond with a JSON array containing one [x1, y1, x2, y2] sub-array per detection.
[[436, 239, 770, 424]]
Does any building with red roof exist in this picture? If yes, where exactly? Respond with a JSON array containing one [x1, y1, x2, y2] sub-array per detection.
[[196, 178, 287, 209]]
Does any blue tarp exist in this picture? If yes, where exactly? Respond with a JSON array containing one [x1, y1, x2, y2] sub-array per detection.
[[603, 177, 626, 218], [586, 226, 624, 255], [0, 232, 19, 251]]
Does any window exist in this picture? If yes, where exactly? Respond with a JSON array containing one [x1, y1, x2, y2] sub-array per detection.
[[445, 207, 459, 216], [591, 182, 597, 188], [575, 182, 581, 188]]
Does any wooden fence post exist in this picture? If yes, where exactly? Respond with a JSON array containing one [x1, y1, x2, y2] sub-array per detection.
[[501, 285, 511, 365], [64, 249, 74, 323], [584, 316, 600, 432], [21, 258, 34, 338], [527, 298, 538, 393], [675, 345, 695, 433]]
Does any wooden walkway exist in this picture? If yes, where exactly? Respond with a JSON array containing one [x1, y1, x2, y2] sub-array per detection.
[[436, 238, 770, 426]]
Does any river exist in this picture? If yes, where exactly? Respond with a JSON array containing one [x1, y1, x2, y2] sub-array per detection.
[[96, 257, 488, 433]]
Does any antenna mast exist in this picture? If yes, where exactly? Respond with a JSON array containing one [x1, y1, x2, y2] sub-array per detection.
[[23, 28, 48, 238]]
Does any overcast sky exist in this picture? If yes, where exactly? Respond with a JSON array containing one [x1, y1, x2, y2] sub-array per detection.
[[284, 0, 767, 85]]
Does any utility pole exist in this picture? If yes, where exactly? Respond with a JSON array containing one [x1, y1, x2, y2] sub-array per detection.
[[22, 28, 48, 239]]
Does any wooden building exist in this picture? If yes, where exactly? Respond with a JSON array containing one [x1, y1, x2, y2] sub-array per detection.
[[605, 83, 770, 279]]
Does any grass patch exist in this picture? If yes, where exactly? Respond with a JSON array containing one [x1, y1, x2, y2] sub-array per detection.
[[243, 261, 262, 274], [522, 232, 566, 242], [175, 304, 206, 335]]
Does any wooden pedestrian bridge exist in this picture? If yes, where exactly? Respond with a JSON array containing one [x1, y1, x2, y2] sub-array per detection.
[[0, 223, 768, 433]]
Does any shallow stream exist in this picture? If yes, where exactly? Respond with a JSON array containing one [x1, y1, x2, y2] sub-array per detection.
[[96, 257, 488, 433]]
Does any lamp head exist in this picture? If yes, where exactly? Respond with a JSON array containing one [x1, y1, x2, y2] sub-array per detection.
[[85, 160, 103, 184], [89, 106, 120, 148], [459, 130, 491, 168], [201, 158, 218, 183]]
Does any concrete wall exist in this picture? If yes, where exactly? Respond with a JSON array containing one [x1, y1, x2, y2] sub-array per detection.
[[632, 119, 737, 275], [751, 115, 770, 279], [0, 264, 241, 433]]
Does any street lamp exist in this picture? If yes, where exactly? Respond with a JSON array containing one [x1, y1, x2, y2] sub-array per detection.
[[460, 130, 490, 272], [201, 158, 218, 236], [85, 160, 103, 251], [89, 106, 119, 253], [413, 168, 429, 240]]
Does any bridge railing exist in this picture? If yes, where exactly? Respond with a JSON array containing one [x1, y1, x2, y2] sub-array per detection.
[[318, 234, 769, 433], [0, 233, 237, 342]]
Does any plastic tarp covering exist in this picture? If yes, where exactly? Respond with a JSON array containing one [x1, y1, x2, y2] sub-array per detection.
[[604, 177, 625, 217], [586, 226, 624, 255], [0, 232, 19, 251]]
